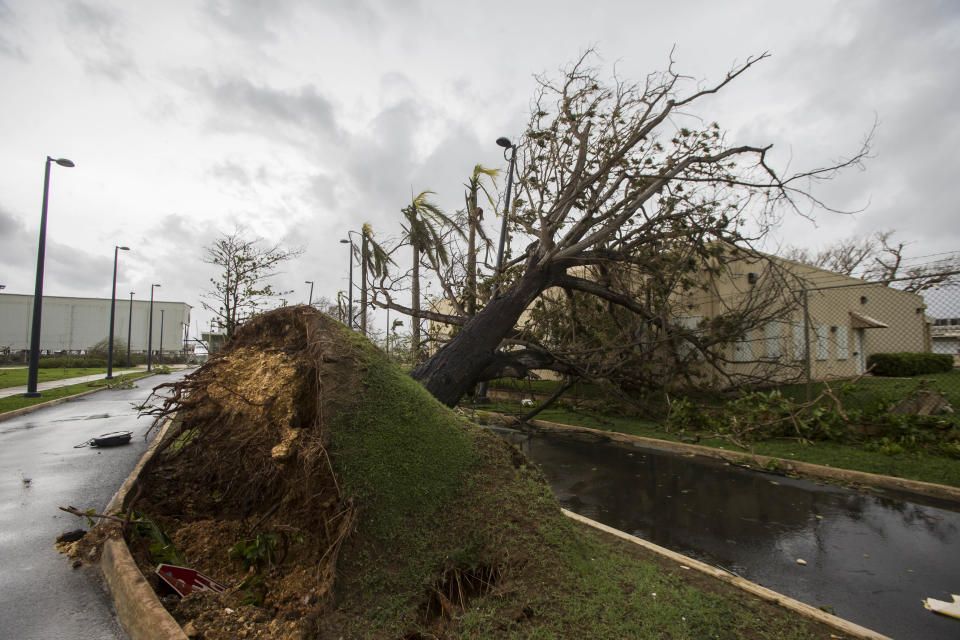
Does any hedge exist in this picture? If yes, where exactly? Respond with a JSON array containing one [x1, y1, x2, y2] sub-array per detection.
[[867, 352, 954, 377], [37, 357, 108, 369]]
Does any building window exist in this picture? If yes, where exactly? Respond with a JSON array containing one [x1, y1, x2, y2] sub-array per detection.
[[764, 322, 782, 360], [792, 322, 805, 361], [675, 316, 703, 360], [835, 325, 848, 360], [733, 332, 752, 362], [816, 324, 828, 361]]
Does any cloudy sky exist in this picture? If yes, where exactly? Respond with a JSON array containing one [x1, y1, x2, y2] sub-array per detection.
[[1, 0, 958, 336]]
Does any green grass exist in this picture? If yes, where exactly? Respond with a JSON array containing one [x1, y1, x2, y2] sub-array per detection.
[[481, 400, 960, 489], [0, 367, 130, 389], [331, 416, 835, 639], [0, 371, 157, 414], [318, 321, 838, 638], [778, 369, 960, 413], [331, 352, 478, 538]]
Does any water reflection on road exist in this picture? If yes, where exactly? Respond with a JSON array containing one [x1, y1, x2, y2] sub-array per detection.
[[496, 428, 960, 640]]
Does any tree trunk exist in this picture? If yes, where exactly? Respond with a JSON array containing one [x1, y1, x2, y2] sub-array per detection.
[[412, 244, 421, 359], [412, 261, 556, 406]]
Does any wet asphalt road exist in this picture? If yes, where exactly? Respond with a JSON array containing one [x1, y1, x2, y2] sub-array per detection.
[[0, 370, 188, 640], [503, 429, 960, 640]]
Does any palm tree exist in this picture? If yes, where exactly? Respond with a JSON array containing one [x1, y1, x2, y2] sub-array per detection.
[[463, 165, 499, 317], [358, 222, 392, 336], [401, 190, 458, 361]]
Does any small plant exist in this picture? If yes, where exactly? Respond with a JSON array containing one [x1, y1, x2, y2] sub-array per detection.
[[229, 532, 281, 569], [228, 529, 303, 570], [129, 512, 186, 566]]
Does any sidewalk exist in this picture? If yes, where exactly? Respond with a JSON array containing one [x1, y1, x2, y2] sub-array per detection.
[[0, 368, 147, 399]]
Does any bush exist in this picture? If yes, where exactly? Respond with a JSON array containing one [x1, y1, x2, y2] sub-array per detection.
[[867, 352, 954, 377], [37, 357, 107, 368]]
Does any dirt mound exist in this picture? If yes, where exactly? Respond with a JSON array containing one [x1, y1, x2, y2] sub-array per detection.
[[119, 306, 841, 640]]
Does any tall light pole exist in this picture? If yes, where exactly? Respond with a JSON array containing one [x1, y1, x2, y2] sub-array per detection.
[[493, 137, 517, 292], [24, 156, 75, 398], [147, 283, 160, 372], [305, 280, 314, 306], [106, 245, 130, 379], [126, 291, 134, 367], [476, 137, 517, 403], [340, 235, 356, 329]]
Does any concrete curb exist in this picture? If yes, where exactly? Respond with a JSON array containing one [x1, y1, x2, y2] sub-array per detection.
[[564, 509, 893, 640], [98, 418, 187, 640], [0, 372, 160, 423], [101, 538, 188, 640], [527, 418, 960, 503]]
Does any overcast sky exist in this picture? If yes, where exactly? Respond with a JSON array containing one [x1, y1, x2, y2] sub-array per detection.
[[1, 0, 958, 336]]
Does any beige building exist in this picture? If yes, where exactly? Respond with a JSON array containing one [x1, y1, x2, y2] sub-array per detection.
[[680, 252, 930, 385]]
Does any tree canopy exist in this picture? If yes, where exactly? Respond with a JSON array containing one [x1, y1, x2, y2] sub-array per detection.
[[202, 228, 303, 337], [366, 52, 869, 406]]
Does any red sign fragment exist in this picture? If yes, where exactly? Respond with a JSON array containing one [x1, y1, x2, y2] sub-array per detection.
[[155, 564, 227, 597]]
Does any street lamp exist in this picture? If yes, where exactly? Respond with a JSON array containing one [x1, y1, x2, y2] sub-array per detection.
[[389, 318, 404, 355], [24, 156, 75, 398], [305, 280, 314, 306], [147, 283, 160, 372], [340, 236, 356, 329], [475, 137, 517, 403], [493, 137, 517, 290], [106, 245, 130, 379], [127, 291, 134, 367]]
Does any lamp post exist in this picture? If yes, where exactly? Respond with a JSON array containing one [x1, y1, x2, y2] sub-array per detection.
[[24, 156, 75, 398], [147, 283, 160, 372], [127, 291, 134, 367], [340, 236, 356, 329], [159, 309, 164, 364], [305, 280, 314, 306], [474, 137, 517, 403], [106, 245, 130, 379], [493, 137, 517, 292]]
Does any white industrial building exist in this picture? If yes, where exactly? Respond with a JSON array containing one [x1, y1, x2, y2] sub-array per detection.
[[0, 293, 192, 356]]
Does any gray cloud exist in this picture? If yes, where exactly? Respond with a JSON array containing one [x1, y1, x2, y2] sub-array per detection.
[[195, 73, 341, 147], [0, 205, 34, 271], [0, 203, 115, 296], [203, 0, 292, 43], [0, 0, 27, 61], [60, 1, 138, 81]]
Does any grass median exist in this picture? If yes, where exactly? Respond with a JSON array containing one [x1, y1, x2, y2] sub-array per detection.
[[0, 366, 146, 389], [0, 371, 159, 415], [473, 398, 960, 489]]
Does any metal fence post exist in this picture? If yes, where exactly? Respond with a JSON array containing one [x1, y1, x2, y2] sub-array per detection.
[[802, 287, 812, 402]]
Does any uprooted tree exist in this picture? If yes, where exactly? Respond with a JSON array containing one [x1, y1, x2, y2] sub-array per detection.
[[370, 52, 868, 407], [202, 228, 303, 338]]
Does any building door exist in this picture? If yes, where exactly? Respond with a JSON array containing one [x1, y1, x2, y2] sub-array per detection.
[[854, 328, 866, 375]]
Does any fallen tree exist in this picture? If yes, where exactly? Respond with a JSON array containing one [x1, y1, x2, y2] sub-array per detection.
[[403, 51, 868, 406]]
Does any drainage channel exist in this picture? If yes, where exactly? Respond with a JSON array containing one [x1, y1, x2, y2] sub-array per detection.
[[494, 428, 960, 640]]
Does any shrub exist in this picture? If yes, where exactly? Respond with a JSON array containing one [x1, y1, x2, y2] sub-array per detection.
[[37, 357, 107, 368], [867, 352, 954, 377]]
